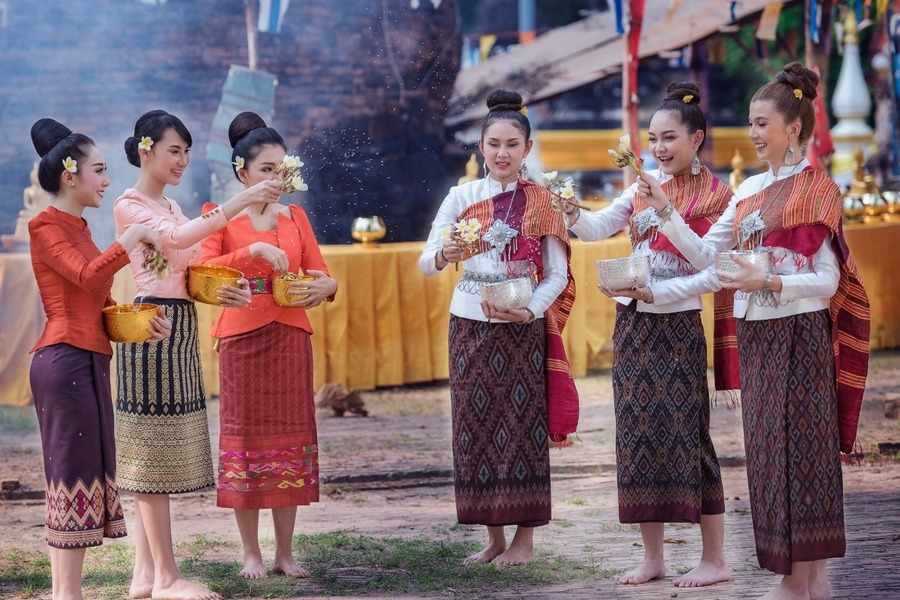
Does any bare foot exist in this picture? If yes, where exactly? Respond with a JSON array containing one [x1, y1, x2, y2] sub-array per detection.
[[238, 555, 267, 580], [151, 578, 222, 600], [673, 560, 731, 587], [618, 559, 666, 585], [759, 582, 810, 600], [272, 557, 310, 578], [809, 573, 830, 600], [129, 579, 153, 600], [493, 545, 534, 566], [463, 542, 505, 565]]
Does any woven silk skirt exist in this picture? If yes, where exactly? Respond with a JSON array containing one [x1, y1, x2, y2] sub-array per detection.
[[30, 344, 127, 548], [114, 298, 214, 493], [448, 315, 551, 528], [612, 310, 724, 523], [216, 322, 319, 510], [737, 310, 845, 575]]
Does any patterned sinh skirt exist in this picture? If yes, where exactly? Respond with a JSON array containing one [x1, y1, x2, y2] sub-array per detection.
[[737, 310, 845, 575], [114, 298, 214, 493], [449, 315, 551, 528], [612, 310, 724, 524], [30, 344, 127, 548], [217, 322, 319, 510]]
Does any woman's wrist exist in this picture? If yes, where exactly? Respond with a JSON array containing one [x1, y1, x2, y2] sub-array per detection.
[[520, 308, 535, 323], [655, 201, 674, 220]]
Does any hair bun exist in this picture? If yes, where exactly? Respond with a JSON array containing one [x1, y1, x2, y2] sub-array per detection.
[[486, 89, 524, 113], [664, 81, 701, 105], [228, 111, 268, 148], [776, 62, 818, 101], [31, 118, 72, 158]]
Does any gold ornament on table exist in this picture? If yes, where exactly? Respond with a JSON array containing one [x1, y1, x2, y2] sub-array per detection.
[[458, 153, 479, 185], [273, 272, 317, 307], [843, 146, 888, 224], [102, 303, 159, 343], [729, 148, 746, 191], [261, 155, 308, 214], [607, 133, 644, 175], [350, 216, 387, 247]]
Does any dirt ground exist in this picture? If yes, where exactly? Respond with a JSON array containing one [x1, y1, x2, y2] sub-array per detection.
[[2, 353, 900, 599]]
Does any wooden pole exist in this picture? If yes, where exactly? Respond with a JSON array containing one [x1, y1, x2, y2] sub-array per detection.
[[245, 1, 259, 71]]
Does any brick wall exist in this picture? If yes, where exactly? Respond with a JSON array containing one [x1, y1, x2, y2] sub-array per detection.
[[0, 0, 463, 245]]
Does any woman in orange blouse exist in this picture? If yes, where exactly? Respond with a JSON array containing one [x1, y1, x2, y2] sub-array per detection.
[[199, 111, 336, 580], [27, 118, 170, 600]]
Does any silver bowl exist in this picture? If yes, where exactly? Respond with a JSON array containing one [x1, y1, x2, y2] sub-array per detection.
[[480, 277, 533, 312], [350, 216, 386, 247], [716, 249, 772, 275], [595, 255, 650, 290]]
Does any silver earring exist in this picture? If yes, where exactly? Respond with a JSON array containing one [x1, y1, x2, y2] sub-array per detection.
[[518, 163, 528, 180], [785, 145, 795, 165], [691, 153, 701, 175], [482, 161, 488, 178]]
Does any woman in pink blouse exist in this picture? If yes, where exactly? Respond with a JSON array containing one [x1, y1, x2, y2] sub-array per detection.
[[112, 109, 281, 600]]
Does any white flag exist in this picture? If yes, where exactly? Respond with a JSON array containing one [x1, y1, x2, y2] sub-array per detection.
[[258, 0, 290, 33]]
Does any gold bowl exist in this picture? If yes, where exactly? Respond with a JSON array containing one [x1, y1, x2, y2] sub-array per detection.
[[102, 303, 159, 343], [351, 216, 386, 247], [479, 277, 533, 312], [187, 265, 243, 305], [273, 274, 317, 307], [595, 255, 650, 290], [716, 249, 772, 275]]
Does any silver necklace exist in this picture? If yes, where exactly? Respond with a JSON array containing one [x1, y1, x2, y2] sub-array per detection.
[[738, 164, 800, 248]]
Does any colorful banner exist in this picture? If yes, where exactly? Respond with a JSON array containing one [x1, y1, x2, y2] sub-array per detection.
[[258, 0, 291, 33]]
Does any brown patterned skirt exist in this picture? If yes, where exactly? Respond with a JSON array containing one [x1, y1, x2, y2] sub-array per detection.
[[217, 322, 319, 510], [612, 310, 724, 523], [449, 315, 551, 528], [114, 298, 214, 494], [737, 310, 845, 575], [30, 344, 127, 548]]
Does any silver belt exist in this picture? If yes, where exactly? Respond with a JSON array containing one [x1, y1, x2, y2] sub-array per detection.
[[458, 271, 511, 294]]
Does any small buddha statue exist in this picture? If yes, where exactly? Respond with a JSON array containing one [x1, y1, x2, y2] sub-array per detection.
[[458, 152, 479, 185], [3, 161, 50, 250], [729, 148, 746, 191]]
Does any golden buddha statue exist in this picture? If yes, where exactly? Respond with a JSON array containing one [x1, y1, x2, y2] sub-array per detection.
[[729, 148, 746, 191], [458, 153, 479, 185], [2, 161, 50, 250]]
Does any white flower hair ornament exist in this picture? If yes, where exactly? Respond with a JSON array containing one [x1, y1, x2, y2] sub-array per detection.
[[138, 136, 154, 151], [62, 157, 77, 174], [232, 156, 245, 171]]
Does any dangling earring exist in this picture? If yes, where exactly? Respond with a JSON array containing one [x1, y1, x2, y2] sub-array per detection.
[[518, 162, 528, 180], [691, 153, 701, 175], [785, 144, 796, 166], [482, 161, 488, 178]]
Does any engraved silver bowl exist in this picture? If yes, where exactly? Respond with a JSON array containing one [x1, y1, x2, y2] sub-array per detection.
[[479, 277, 533, 312], [595, 255, 650, 290], [716, 249, 773, 275]]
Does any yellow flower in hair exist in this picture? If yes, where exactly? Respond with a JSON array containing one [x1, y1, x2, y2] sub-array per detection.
[[793, 88, 803, 100], [518, 106, 528, 116], [232, 156, 245, 170], [682, 94, 694, 104], [62, 156, 77, 174], [138, 136, 154, 151]]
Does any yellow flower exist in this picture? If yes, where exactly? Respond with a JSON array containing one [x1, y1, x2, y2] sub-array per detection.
[[232, 156, 245, 170], [608, 134, 643, 174], [283, 155, 304, 169], [138, 136, 154, 151], [464, 218, 481, 233], [461, 231, 479, 244], [682, 94, 694, 104], [541, 171, 558, 183], [518, 106, 528, 116], [441, 226, 453, 240], [560, 184, 575, 199], [793, 88, 803, 100], [62, 157, 77, 174], [291, 174, 308, 192]]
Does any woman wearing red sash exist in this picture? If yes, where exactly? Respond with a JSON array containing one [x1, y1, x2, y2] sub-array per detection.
[[419, 89, 578, 566], [638, 63, 870, 599], [559, 83, 733, 588]]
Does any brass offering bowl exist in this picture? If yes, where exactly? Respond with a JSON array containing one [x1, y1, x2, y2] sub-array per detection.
[[273, 273, 317, 307], [187, 265, 243, 305], [595, 255, 650, 290], [350, 216, 387, 247], [102, 303, 159, 343], [479, 277, 533, 312], [716, 249, 772, 276]]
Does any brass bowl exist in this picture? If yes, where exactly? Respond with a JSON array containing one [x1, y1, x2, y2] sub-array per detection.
[[351, 216, 386, 247], [479, 277, 533, 312], [595, 255, 650, 290], [187, 264, 243, 305], [273, 274, 316, 307], [102, 303, 159, 343], [716, 249, 772, 275]]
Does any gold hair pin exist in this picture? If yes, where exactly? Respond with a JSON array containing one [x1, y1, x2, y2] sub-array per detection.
[[793, 89, 803, 99], [682, 94, 694, 104], [518, 106, 528, 116]]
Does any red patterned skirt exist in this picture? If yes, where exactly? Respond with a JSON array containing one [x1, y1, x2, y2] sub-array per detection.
[[217, 322, 319, 510], [612, 310, 724, 523], [30, 344, 127, 548], [448, 316, 551, 528], [737, 310, 845, 574]]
